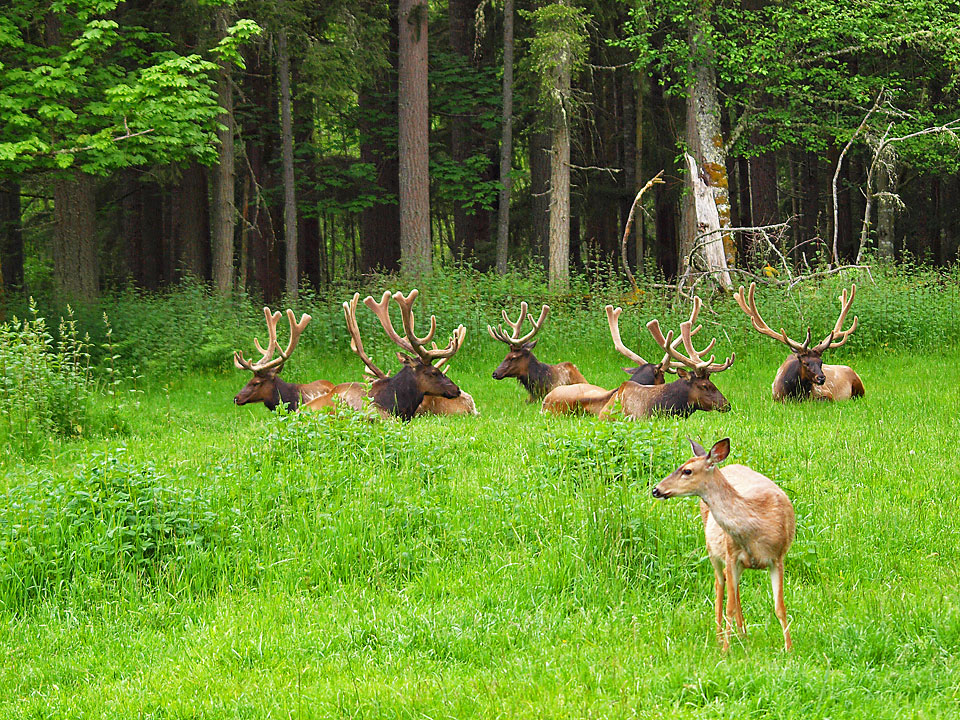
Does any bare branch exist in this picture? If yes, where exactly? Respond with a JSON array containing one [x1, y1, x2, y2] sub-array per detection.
[[619, 170, 664, 294]]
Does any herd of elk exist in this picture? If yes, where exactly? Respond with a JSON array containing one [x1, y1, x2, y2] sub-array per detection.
[[734, 282, 864, 402], [542, 296, 735, 419], [233, 307, 333, 411], [488, 302, 586, 401], [653, 438, 795, 651]]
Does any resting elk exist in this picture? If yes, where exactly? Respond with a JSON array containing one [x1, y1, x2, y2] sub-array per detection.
[[488, 302, 586, 401], [542, 297, 735, 418], [734, 282, 864, 402], [306, 290, 471, 421], [233, 307, 332, 411], [653, 438, 796, 652]]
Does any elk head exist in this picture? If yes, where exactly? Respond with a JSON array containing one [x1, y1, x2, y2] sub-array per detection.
[[734, 282, 858, 387], [652, 438, 730, 499], [605, 304, 686, 385], [646, 296, 735, 413], [233, 306, 311, 408], [488, 302, 550, 380]]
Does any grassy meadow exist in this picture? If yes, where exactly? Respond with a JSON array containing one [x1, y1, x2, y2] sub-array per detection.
[[2, 268, 960, 718]]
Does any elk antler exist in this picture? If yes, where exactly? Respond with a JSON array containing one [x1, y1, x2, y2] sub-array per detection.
[[433, 325, 466, 374], [813, 284, 859, 352], [646, 296, 735, 374], [343, 293, 387, 380], [392, 289, 464, 365], [234, 306, 311, 372], [605, 304, 686, 374], [734, 282, 812, 352], [487, 301, 550, 347]]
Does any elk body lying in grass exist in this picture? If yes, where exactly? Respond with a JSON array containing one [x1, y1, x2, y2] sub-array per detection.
[[488, 302, 586, 402], [305, 290, 474, 420], [734, 282, 865, 402], [233, 307, 332, 411], [653, 438, 795, 652], [542, 297, 735, 418]]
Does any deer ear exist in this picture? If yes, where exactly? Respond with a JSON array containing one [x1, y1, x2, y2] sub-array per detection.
[[707, 438, 731, 465], [689, 438, 707, 457]]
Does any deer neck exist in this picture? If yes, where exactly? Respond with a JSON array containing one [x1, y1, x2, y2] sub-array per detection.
[[698, 469, 764, 547], [267, 376, 301, 412], [520, 354, 551, 397]]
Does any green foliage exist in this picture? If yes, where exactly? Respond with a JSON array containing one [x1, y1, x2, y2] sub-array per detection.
[[0, 299, 92, 453], [523, 2, 591, 121]]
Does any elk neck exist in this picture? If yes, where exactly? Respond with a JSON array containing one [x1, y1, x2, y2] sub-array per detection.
[[697, 468, 765, 549], [648, 378, 698, 417], [265, 376, 303, 412], [776, 355, 813, 399], [371, 366, 423, 421], [519, 354, 552, 397]]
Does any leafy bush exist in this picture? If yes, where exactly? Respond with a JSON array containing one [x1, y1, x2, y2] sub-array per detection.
[[0, 299, 92, 453], [0, 451, 223, 609]]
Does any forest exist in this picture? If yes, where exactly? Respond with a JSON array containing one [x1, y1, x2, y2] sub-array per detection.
[[3, 1, 960, 717], [1, 0, 959, 304]]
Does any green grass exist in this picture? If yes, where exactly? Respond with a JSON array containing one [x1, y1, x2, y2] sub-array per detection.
[[2, 301, 960, 718]]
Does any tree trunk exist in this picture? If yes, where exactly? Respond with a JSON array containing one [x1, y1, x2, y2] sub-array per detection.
[[278, 28, 298, 298], [875, 159, 897, 261], [212, 7, 236, 294], [398, 0, 431, 277], [495, 0, 514, 275], [175, 164, 210, 280], [529, 128, 551, 269], [548, 86, 571, 291], [0, 184, 23, 293], [53, 171, 98, 303], [684, 8, 734, 282], [685, 154, 732, 288], [748, 145, 779, 261], [800, 149, 820, 262]]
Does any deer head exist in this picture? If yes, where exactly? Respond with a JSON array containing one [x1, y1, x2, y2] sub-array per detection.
[[652, 438, 730, 499], [487, 301, 550, 380], [734, 282, 858, 387], [646, 297, 735, 412], [233, 306, 311, 407]]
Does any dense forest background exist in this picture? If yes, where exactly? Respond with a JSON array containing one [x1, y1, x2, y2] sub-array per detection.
[[1, 0, 959, 308]]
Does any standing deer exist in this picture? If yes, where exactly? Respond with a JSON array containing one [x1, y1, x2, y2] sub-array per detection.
[[543, 297, 735, 418], [306, 291, 468, 421], [652, 438, 796, 652], [605, 304, 680, 384], [233, 307, 332, 411], [734, 282, 864, 401], [488, 302, 586, 401]]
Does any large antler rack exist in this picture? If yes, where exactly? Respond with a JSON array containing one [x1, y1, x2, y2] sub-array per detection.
[[734, 282, 811, 352], [343, 293, 388, 380], [605, 304, 687, 375], [365, 289, 465, 366], [812, 284, 859, 352], [234, 306, 311, 372], [645, 296, 735, 374], [487, 301, 550, 347]]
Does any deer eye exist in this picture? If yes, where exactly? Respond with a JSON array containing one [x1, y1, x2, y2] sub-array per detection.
[[682, 468, 692, 475]]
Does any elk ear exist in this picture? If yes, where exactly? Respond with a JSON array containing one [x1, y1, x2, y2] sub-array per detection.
[[676, 368, 690, 379], [622, 367, 635, 375], [396, 352, 418, 368], [707, 438, 731, 465], [523, 340, 538, 351], [689, 438, 707, 457]]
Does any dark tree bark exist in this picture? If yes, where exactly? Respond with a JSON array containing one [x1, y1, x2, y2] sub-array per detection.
[[53, 171, 98, 302], [495, 0, 514, 274], [528, 128, 551, 268], [749, 145, 779, 261], [212, 6, 236, 293], [799, 150, 820, 262], [0, 184, 23, 291], [655, 183, 678, 280], [173, 163, 210, 280], [278, 28, 298, 298], [398, 0, 432, 277]]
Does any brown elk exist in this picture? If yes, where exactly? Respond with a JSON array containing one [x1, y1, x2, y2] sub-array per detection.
[[306, 291, 468, 421], [233, 307, 332, 411], [653, 438, 796, 652], [488, 302, 586, 401], [734, 282, 864, 402], [605, 304, 680, 385], [542, 297, 735, 418]]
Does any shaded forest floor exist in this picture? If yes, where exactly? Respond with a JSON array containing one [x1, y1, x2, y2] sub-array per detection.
[[3, 329, 960, 718]]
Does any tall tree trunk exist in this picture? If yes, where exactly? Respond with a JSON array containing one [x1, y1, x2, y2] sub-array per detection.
[[548, 77, 571, 291], [529, 129, 551, 269], [748, 146, 779, 262], [53, 171, 98, 303], [683, 9, 733, 286], [0, 184, 23, 294], [495, 0, 514, 275], [175, 164, 210, 279], [278, 28, 298, 298], [799, 149, 820, 262], [398, 0, 431, 277], [212, 7, 236, 294]]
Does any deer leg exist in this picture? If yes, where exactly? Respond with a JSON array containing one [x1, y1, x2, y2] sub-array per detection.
[[722, 562, 737, 652], [728, 558, 746, 637], [770, 559, 792, 651], [711, 557, 725, 644]]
